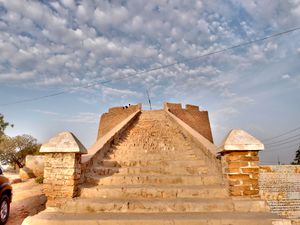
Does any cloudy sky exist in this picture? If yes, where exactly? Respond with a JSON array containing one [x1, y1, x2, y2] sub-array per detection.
[[0, 0, 300, 164]]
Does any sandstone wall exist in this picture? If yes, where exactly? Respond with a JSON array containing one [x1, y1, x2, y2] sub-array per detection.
[[164, 102, 213, 143], [43, 153, 82, 206], [222, 151, 260, 197], [97, 104, 141, 140], [259, 165, 300, 219]]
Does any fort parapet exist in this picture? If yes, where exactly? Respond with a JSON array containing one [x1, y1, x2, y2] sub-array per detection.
[[97, 104, 141, 140], [164, 102, 213, 143]]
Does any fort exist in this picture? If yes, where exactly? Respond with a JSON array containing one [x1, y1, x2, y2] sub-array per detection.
[[22, 103, 300, 225]]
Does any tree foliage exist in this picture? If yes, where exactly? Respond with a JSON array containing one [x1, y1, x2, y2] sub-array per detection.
[[0, 134, 41, 168], [291, 145, 300, 165], [0, 114, 13, 140]]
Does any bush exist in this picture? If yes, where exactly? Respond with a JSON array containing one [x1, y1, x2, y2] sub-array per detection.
[[35, 176, 44, 184]]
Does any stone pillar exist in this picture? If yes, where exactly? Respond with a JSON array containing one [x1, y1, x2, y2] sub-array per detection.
[[219, 129, 264, 197], [40, 132, 87, 207]]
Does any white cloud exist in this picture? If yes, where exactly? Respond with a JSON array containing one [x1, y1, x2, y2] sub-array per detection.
[[0, 0, 299, 111], [281, 74, 291, 80], [62, 112, 99, 124], [0, 71, 35, 81], [32, 109, 60, 116], [102, 87, 143, 99]]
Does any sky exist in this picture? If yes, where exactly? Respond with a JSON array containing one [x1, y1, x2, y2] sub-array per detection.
[[0, 0, 300, 165]]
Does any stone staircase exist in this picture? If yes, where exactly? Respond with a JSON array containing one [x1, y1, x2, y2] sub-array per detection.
[[23, 110, 290, 224]]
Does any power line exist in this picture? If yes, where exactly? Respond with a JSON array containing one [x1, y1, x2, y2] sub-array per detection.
[[1, 26, 300, 107], [264, 133, 300, 145], [266, 138, 300, 147], [262, 126, 300, 142]]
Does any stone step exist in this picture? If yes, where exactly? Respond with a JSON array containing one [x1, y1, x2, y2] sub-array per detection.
[[111, 145, 192, 151], [79, 184, 228, 199], [105, 151, 198, 158], [110, 144, 194, 151], [98, 159, 206, 167], [61, 198, 268, 213], [22, 211, 291, 225], [106, 154, 198, 161], [91, 165, 208, 176], [85, 174, 222, 186]]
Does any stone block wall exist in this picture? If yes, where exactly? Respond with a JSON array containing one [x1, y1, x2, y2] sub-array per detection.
[[164, 102, 213, 143], [221, 151, 260, 197], [43, 153, 82, 206], [97, 104, 141, 140], [259, 165, 300, 219]]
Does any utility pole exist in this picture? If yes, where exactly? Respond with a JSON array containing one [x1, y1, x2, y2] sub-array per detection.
[[146, 89, 152, 110], [277, 155, 281, 165]]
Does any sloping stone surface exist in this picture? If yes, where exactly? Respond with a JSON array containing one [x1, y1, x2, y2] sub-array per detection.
[[40, 131, 87, 154], [220, 129, 264, 151]]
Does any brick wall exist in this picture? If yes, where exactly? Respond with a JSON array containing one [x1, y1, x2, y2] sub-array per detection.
[[259, 165, 300, 219], [221, 151, 260, 197], [97, 104, 141, 140], [164, 102, 213, 143]]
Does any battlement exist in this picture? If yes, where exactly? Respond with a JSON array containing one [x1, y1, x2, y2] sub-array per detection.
[[164, 102, 201, 111], [164, 102, 213, 143], [97, 104, 141, 140]]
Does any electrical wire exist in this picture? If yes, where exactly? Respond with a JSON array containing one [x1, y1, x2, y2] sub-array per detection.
[[262, 126, 300, 142], [264, 133, 300, 145], [1, 26, 300, 107], [266, 139, 300, 149]]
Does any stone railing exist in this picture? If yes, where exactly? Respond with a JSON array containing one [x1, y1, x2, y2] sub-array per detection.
[[40, 104, 142, 207], [81, 105, 141, 180], [164, 103, 222, 177], [165, 102, 265, 198], [259, 165, 300, 219]]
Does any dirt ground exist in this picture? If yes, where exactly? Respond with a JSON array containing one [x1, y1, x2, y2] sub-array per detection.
[[4, 173, 46, 225]]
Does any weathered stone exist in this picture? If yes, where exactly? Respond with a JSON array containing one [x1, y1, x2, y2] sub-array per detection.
[[219, 129, 264, 151], [259, 165, 300, 219], [25, 155, 45, 177], [40, 132, 87, 154], [41, 132, 86, 207], [23, 106, 292, 225], [220, 129, 264, 198], [19, 166, 35, 180]]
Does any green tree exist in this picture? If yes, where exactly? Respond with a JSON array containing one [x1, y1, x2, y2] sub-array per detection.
[[0, 113, 13, 140], [291, 145, 300, 165], [0, 134, 41, 168]]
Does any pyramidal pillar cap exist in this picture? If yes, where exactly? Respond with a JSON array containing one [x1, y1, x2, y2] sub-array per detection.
[[40, 131, 87, 154], [219, 129, 264, 152]]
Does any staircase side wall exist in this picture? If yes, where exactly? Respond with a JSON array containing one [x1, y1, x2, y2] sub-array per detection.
[[164, 102, 213, 143], [82, 109, 141, 183], [259, 165, 300, 219], [97, 104, 141, 140], [164, 106, 224, 184]]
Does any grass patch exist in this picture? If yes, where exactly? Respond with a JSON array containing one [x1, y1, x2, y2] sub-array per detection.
[[35, 176, 44, 184]]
